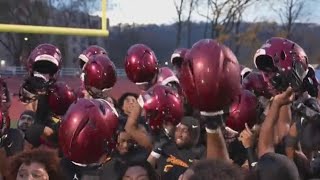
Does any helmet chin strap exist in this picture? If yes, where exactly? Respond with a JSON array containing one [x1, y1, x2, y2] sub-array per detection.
[[71, 161, 88, 167], [80, 73, 85, 82], [71, 161, 101, 168], [33, 71, 48, 82]]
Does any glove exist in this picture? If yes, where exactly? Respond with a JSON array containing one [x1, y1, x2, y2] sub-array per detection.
[[291, 99, 320, 130], [19, 84, 37, 103], [202, 113, 227, 134], [3, 129, 24, 156], [201, 107, 229, 132], [151, 130, 171, 159], [292, 99, 320, 121], [25, 124, 46, 147]]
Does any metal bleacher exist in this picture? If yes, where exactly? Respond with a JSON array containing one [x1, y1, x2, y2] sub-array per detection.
[[0, 66, 127, 77]]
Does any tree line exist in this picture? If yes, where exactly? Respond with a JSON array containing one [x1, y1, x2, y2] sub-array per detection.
[[0, 0, 319, 68]]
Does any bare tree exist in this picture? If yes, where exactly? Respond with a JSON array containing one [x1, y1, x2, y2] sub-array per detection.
[[186, 0, 195, 47], [232, 0, 258, 55], [272, 0, 306, 39], [196, 0, 257, 43], [173, 0, 185, 47], [0, 0, 50, 66]]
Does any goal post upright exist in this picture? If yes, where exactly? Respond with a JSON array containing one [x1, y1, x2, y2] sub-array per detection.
[[0, 0, 109, 37]]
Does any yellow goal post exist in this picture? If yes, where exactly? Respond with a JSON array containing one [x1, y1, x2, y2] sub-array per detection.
[[0, 0, 108, 37]]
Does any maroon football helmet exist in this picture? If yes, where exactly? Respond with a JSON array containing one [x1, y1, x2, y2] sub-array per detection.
[[254, 37, 309, 93], [155, 67, 181, 94], [156, 67, 179, 86], [225, 89, 258, 132], [137, 84, 183, 132], [124, 44, 159, 85], [254, 37, 308, 73], [59, 98, 119, 164], [179, 39, 241, 115], [78, 45, 108, 70], [83, 54, 117, 98], [171, 48, 189, 70], [28, 44, 62, 76], [48, 82, 76, 116], [242, 71, 273, 98]]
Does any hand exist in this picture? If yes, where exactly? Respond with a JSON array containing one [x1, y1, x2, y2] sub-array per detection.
[[273, 87, 295, 107], [203, 115, 225, 130], [223, 127, 239, 144], [152, 132, 171, 158], [289, 122, 298, 137], [241, 160, 250, 170], [238, 123, 254, 148], [130, 100, 142, 118], [43, 126, 54, 137]]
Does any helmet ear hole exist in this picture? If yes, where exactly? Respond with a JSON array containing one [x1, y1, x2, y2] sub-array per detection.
[[280, 50, 286, 61], [79, 60, 86, 69], [172, 57, 183, 68], [256, 55, 276, 72]]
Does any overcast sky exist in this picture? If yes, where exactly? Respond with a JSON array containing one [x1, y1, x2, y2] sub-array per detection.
[[93, 0, 320, 26]]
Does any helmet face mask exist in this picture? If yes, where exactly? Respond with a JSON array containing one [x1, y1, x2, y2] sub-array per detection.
[[260, 60, 307, 93]]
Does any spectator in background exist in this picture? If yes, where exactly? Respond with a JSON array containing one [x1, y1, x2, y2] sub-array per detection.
[[8, 148, 62, 180], [118, 92, 146, 129], [101, 127, 149, 179], [118, 93, 139, 116], [17, 110, 36, 133], [148, 116, 205, 179]]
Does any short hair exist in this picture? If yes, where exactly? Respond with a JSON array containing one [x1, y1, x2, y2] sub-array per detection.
[[189, 159, 244, 180], [118, 161, 159, 180], [9, 148, 62, 180], [118, 92, 139, 111]]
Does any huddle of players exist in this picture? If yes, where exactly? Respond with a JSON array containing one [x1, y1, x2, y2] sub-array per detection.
[[0, 36, 320, 179]]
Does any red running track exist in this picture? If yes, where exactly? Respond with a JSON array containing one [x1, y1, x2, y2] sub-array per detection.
[[6, 76, 140, 120]]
